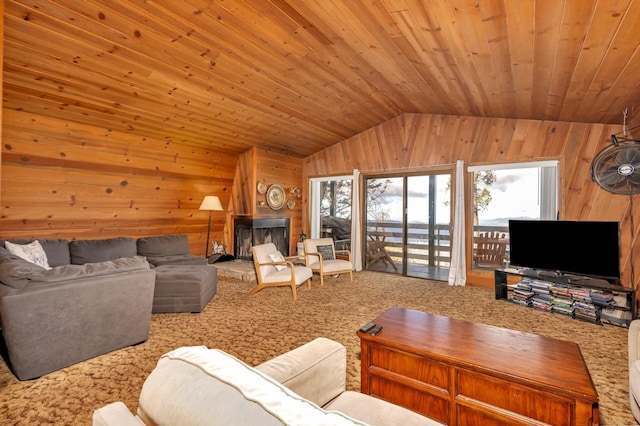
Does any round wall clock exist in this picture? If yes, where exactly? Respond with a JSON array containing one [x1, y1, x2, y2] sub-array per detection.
[[266, 184, 285, 210]]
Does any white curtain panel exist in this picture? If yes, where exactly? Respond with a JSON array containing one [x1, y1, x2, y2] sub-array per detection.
[[448, 160, 466, 286], [351, 169, 363, 271]]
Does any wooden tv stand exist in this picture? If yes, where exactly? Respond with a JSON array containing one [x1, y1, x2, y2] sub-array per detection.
[[358, 307, 598, 425]]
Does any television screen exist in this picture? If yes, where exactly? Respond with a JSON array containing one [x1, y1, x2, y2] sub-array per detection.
[[507, 220, 620, 281]]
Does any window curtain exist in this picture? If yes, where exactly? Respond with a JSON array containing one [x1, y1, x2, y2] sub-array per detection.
[[351, 169, 363, 271], [448, 160, 466, 286]]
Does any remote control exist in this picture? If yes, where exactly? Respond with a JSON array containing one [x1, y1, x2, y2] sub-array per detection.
[[359, 322, 376, 333], [369, 325, 383, 336]]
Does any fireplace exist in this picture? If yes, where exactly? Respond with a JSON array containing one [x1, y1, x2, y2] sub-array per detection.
[[234, 217, 290, 260]]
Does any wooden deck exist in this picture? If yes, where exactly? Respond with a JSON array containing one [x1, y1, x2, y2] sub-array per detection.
[[366, 261, 450, 281]]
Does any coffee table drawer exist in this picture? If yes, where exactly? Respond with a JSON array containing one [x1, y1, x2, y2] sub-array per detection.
[[369, 376, 449, 423], [371, 346, 449, 389], [457, 369, 573, 425]]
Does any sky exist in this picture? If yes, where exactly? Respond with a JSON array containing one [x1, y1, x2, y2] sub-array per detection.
[[372, 169, 540, 226]]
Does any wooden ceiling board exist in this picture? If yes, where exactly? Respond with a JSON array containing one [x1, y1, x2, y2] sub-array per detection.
[[543, 1, 593, 121], [387, 6, 468, 114], [561, 0, 632, 122], [531, 0, 564, 121], [4, 0, 640, 158]]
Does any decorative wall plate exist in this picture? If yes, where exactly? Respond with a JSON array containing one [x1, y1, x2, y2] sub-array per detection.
[[257, 181, 267, 194], [266, 184, 285, 210], [287, 198, 296, 209]]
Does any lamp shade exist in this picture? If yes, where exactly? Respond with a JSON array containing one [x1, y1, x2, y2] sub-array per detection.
[[199, 196, 223, 211]]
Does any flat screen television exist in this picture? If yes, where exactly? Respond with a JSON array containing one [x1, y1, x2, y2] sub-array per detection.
[[507, 220, 620, 282]]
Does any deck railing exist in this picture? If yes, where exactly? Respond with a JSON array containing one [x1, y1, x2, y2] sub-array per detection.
[[321, 218, 510, 269], [364, 222, 509, 268]]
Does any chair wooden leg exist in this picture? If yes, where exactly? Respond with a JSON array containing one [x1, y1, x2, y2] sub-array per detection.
[[249, 284, 264, 296], [290, 284, 297, 301]]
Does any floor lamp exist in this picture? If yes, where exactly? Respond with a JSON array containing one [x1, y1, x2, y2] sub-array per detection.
[[199, 195, 224, 258]]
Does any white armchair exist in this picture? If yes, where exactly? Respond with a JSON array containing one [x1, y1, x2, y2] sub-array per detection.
[[303, 238, 353, 286], [629, 319, 640, 422], [93, 338, 440, 425], [251, 243, 312, 301]]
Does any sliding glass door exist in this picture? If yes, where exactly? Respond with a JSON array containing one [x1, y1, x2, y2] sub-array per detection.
[[365, 177, 404, 274], [364, 172, 451, 280]]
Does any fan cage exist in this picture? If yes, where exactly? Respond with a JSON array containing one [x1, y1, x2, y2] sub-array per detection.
[[591, 141, 640, 195]]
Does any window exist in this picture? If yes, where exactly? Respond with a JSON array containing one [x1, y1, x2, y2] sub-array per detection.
[[467, 161, 558, 269], [309, 176, 353, 251]]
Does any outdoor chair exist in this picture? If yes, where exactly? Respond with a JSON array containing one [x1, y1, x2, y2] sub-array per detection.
[[366, 234, 398, 271], [473, 231, 507, 268], [251, 243, 312, 301], [303, 238, 353, 286]]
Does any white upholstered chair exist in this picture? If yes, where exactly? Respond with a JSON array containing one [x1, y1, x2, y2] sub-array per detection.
[[251, 243, 312, 301], [303, 238, 353, 286]]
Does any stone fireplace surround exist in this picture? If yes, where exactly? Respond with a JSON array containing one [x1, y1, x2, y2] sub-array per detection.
[[234, 217, 290, 260]]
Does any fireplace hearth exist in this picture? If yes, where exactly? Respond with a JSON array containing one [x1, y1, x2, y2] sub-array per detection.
[[234, 217, 290, 260]]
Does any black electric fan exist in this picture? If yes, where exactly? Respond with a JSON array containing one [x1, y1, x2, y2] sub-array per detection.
[[591, 134, 640, 195], [590, 131, 640, 290]]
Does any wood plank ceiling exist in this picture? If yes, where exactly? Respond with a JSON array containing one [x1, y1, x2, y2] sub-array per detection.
[[4, 0, 640, 158]]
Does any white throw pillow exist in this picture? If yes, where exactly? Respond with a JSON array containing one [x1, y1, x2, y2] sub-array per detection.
[[5, 240, 51, 270], [268, 251, 288, 271]]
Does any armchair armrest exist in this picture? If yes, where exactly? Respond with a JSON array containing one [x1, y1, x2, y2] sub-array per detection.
[[630, 320, 640, 370], [335, 249, 351, 260], [263, 260, 294, 268], [255, 337, 346, 407], [304, 251, 324, 267], [93, 402, 144, 426]]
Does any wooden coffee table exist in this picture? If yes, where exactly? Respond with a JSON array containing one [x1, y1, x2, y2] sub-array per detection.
[[358, 307, 598, 426]]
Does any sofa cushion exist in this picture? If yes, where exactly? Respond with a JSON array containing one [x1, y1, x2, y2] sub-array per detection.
[[4, 240, 51, 269], [0, 256, 151, 289], [0, 255, 46, 289], [325, 391, 442, 426], [38, 239, 71, 267], [31, 256, 151, 284], [1, 239, 70, 266], [143, 254, 206, 267], [70, 237, 137, 265], [255, 337, 347, 408], [137, 346, 367, 426], [136, 234, 190, 257]]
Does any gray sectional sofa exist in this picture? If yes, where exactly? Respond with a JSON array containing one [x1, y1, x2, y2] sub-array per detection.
[[0, 234, 217, 380]]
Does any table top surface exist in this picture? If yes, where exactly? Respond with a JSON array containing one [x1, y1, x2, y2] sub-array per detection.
[[359, 307, 598, 401]]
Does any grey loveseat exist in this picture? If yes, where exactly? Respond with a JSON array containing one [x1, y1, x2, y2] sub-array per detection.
[[0, 234, 217, 380]]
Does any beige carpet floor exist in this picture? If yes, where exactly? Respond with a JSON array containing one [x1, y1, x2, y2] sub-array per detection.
[[0, 270, 635, 425]]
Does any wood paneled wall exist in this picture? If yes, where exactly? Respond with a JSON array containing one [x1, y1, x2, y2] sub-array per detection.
[[0, 0, 4, 199], [1, 110, 235, 257], [228, 147, 303, 256], [303, 113, 639, 290]]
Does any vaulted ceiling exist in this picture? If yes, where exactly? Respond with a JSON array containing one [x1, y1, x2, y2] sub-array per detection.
[[4, 0, 640, 158]]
